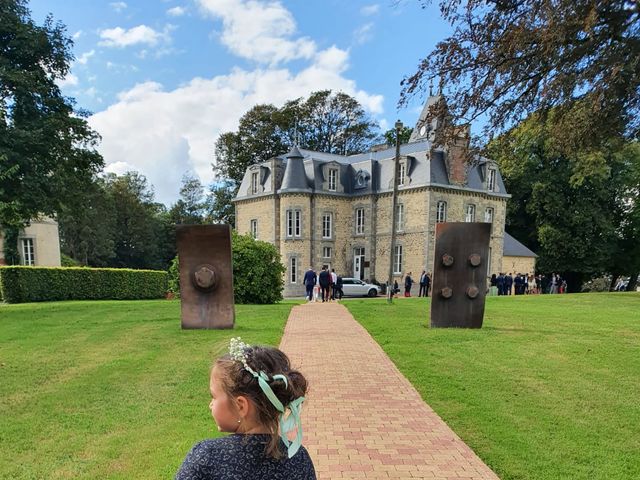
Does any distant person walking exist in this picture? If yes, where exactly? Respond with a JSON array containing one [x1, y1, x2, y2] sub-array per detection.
[[489, 274, 498, 296], [419, 271, 427, 297], [404, 272, 414, 297], [318, 266, 331, 302], [303, 267, 316, 302], [330, 269, 338, 300]]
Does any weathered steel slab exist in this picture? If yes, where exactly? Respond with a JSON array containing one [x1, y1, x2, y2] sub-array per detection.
[[176, 224, 235, 329], [430, 222, 491, 328]]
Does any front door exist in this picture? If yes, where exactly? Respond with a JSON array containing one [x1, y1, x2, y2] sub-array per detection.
[[353, 247, 365, 280]]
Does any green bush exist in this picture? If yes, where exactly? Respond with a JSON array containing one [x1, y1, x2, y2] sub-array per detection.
[[167, 255, 180, 298], [166, 231, 285, 304], [0, 266, 167, 303], [60, 253, 81, 267], [232, 231, 285, 304]]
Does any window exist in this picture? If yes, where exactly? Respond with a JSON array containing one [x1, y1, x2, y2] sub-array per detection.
[[328, 168, 338, 191], [290, 257, 297, 283], [398, 162, 406, 186], [393, 245, 403, 274], [251, 171, 259, 194], [488, 247, 492, 276], [484, 207, 494, 223], [436, 201, 447, 223], [396, 204, 404, 232], [250, 219, 258, 238], [465, 204, 476, 222], [355, 208, 365, 235], [21, 238, 34, 266], [322, 213, 332, 238], [487, 168, 496, 191], [322, 246, 332, 258], [295, 210, 301, 237], [286, 210, 302, 238]]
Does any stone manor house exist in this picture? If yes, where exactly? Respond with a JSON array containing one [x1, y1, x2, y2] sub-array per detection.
[[234, 94, 531, 297]]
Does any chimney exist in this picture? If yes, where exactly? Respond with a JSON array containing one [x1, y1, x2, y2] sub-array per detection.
[[445, 124, 470, 186]]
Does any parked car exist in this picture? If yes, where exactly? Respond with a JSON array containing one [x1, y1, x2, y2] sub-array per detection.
[[341, 278, 380, 297]]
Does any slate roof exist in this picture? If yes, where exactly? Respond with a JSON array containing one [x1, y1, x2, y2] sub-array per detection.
[[234, 139, 510, 200], [503, 232, 537, 257]]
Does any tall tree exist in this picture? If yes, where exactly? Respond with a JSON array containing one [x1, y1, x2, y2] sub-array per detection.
[[58, 177, 116, 266], [488, 111, 637, 291], [0, 0, 103, 232], [103, 172, 165, 270], [213, 90, 380, 187], [206, 180, 236, 227], [169, 173, 206, 224], [401, 0, 640, 153]]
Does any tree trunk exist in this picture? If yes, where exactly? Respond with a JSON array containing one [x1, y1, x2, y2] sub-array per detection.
[[609, 273, 620, 292], [626, 272, 639, 292]]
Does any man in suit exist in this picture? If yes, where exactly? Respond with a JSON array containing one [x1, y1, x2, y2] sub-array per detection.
[[303, 267, 316, 301], [318, 266, 331, 302], [419, 270, 427, 297]]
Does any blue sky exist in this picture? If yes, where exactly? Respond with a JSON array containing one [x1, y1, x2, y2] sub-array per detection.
[[30, 0, 452, 204]]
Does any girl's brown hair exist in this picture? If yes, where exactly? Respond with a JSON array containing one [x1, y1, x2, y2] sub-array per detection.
[[215, 345, 308, 459]]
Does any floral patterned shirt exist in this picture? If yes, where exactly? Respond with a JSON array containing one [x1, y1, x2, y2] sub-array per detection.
[[175, 434, 316, 480]]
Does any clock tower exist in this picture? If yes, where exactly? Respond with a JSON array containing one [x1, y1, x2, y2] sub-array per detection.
[[408, 92, 448, 144]]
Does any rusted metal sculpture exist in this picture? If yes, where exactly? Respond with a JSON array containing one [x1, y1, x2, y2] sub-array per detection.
[[176, 224, 235, 329], [430, 222, 491, 328]]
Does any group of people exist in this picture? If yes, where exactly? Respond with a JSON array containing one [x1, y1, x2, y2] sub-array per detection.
[[489, 272, 567, 295], [303, 266, 343, 302], [390, 271, 432, 297]]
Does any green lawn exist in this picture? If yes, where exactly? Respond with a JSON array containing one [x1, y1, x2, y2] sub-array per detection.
[[0, 300, 298, 480], [344, 293, 640, 480]]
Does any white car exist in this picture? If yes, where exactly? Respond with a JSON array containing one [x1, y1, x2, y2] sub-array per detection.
[[340, 278, 380, 297]]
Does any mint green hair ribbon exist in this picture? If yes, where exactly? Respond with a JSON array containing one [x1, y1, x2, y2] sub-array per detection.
[[228, 338, 305, 458]]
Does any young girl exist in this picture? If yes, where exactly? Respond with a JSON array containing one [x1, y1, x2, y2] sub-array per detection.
[[175, 338, 316, 479]]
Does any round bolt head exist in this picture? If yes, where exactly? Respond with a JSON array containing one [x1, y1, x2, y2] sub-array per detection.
[[441, 286, 453, 299], [468, 253, 481, 267], [466, 285, 479, 299], [442, 254, 454, 267], [192, 264, 217, 291]]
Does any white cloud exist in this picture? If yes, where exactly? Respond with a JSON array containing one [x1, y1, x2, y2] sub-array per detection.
[[197, 0, 316, 65], [104, 161, 138, 176], [56, 73, 79, 88], [89, 46, 383, 204], [98, 25, 165, 48], [353, 23, 374, 45], [110, 2, 127, 13], [360, 4, 380, 16], [72, 30, 83, 40], [77, 50, 96, 65], [167, 6, 186, 16]]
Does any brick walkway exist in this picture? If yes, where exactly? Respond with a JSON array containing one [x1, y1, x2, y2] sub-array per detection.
[[279, 302, 499, 480]]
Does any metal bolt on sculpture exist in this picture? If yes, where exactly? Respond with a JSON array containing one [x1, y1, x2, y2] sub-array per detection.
[[430, 222, 491, 328], [176, 224, 235, 329]]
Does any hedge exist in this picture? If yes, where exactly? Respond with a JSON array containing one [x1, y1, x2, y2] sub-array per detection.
[[0, 266, 168, 303]]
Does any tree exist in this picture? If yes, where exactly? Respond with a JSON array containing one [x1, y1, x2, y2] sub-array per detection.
[[206, 180, 236, 227], [58, 177, 116, 266], [103, 172, 166, 270], [213, 90, 380, 187], [0, 0, 103, 233], [383, 126, 413, 146], [488, 111, 638, 291], [401, 1, 640, 153], [168, 173, 206, 224]]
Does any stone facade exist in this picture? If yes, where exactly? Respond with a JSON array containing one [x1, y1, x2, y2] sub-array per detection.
[[234, 95, 521, 297]]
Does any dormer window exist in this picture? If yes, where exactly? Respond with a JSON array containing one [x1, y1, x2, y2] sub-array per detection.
[[328, 168, 338, 191], [251, 172, 259, 194], [487, 168, 496, 191], [398, 162, 406, 186]]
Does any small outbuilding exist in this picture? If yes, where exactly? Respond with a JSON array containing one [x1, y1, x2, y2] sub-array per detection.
[[501, 232, 537, 275]]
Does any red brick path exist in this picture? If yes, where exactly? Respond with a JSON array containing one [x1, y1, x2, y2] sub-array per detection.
[[279, 302, 499, 479]]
